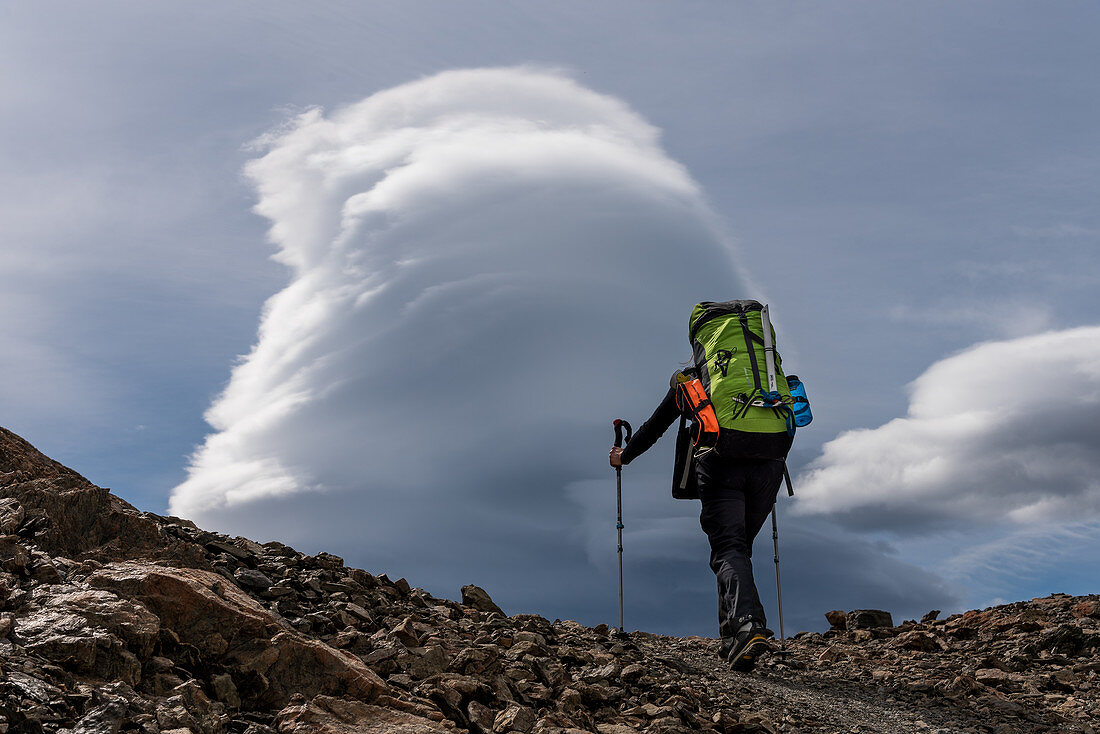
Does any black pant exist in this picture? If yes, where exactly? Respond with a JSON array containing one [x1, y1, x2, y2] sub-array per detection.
[[696, 455, 784, 640]]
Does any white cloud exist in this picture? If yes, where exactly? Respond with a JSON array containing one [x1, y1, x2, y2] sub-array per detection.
[[794, 326, 1100, 531], [168, 68, 751, 622]]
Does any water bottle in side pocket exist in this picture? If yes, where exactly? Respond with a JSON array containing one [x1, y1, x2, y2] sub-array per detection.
[[786, 374, 813, 427]]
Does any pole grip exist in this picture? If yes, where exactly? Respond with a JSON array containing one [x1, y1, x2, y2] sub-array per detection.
[[613, 419, 633, 448]]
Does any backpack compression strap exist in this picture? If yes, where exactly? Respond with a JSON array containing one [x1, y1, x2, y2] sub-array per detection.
[[738, 312, 764, 392]]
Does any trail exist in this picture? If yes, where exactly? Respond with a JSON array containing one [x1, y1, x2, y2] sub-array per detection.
[[637, 635, 1046, 734]]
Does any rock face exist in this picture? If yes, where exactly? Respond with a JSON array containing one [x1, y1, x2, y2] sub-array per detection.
[[0, 425, 1097, 734]]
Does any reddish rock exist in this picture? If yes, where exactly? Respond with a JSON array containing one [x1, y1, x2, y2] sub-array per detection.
[[239, 632, 387, 707], [1071, 599, 1099, 618], [461, 584, 504, 615], [275, 695, 449, 733], [824, 610, 847, 630], [87, 562, 280, 651], [88, 561, 387, 707], [893, 630, 945, 652]]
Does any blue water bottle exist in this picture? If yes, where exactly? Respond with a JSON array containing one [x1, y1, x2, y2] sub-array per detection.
[[786, 375, 813, 427]]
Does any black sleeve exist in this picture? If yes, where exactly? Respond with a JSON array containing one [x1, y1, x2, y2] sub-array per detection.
[[620, 385, 680, 465]]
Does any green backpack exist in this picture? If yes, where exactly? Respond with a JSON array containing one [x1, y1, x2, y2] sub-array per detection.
[[688, 299, 795, 439], [672, 300, 797, 499]]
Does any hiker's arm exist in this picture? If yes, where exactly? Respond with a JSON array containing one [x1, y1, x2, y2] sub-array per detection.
[[618, 385, 679, 465]]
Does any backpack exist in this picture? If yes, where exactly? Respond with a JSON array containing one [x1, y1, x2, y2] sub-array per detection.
[[671, 300, 799, 499]]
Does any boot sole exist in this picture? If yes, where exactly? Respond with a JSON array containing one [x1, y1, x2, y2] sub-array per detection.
[[729, 635, 770, 672]]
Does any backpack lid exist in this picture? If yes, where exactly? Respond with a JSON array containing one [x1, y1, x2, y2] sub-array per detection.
[[688, 300, 764, 343]]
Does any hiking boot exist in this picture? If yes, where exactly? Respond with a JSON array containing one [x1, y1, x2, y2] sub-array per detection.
[[727, 626, 771, 671], [717, 636, 736, 661]]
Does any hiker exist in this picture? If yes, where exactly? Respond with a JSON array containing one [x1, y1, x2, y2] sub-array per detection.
[[609, 300, 805, 671]]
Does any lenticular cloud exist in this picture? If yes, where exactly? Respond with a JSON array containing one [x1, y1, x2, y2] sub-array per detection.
[[794, 326, 1100, 531], [169, 68, 745, 597]]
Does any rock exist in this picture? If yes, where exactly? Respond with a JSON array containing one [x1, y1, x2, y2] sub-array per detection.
[[1071, 600, 1099, 618], [12, 588, 158, 684], [237, 632, 388, 708], [461, 584, 504, 615], [894, 630, 944, 652], [70, 697, 128, 734], [0, 535, 30, 573], [847, 609, 894, 629], [467, 700, 496, 734], [234, 568, 274, 591], [0, 498, 24, 534], [205, 540, 254, 561], [275, 695, 450, 733], [921, 609, 941, 623], [345, 602, 374, 625], [824, 610, 847, 630], [391, 616, 420, 647], [407, 645, 448, 679], [212, 673, 241, 708], [88, 562, 279, 653], [493, 703, 537, 733]]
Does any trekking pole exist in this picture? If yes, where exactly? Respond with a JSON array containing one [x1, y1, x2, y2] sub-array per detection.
[[771, 508, 786, 645], [760, 305, 789, 645], [612, 418, 632, 633]]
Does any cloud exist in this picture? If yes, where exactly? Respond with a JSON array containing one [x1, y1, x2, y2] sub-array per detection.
[[169, 67, 757, 630], [793, 326, 1100, 532], [941, 521, 1100, 591], [888, 299, 1053, 338]]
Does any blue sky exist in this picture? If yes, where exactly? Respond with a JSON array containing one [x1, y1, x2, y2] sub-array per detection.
[[3, 2, 1098, 635]]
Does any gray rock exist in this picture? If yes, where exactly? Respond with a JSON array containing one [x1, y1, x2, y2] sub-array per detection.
[[234, 568, 274, 590], [71, 698, 128, 734], [205, 539, 255, 561], [212, 673, 241, 709], [847, 609, 894, 629]]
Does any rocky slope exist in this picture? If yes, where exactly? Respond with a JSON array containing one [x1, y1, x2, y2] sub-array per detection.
[[0, 426, 1096, 734]]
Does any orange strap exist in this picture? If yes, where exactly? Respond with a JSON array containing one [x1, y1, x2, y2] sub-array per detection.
[[676, 379, 719, 449]]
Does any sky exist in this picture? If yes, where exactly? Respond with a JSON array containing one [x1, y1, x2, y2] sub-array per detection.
[[2, 2, 1098, 636]]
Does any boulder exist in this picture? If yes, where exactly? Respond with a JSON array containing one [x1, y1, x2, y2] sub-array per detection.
[[461, 584, 504, 615], [88, 562, 281, 652], [274, 695, 450, 733], [12, 588, 159, 684], [824, 610, 847, 630], [88, 562, 387, 708], [235, 568, 274, 591], [238, 632, 387, 708], [847, 609, 894, 629]]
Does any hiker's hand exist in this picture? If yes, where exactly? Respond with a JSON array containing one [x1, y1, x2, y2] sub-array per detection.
[[609, 447, 624, 467]]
